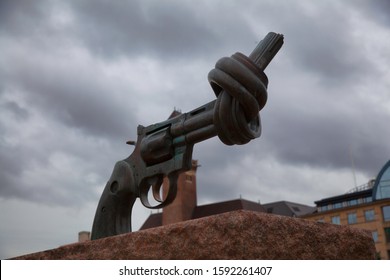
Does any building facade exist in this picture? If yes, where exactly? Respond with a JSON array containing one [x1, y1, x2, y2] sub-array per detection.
[[303, 160, 390, 259]]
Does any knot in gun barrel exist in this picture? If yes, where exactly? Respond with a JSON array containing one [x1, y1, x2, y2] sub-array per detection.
[[208, 52, 268, 145]]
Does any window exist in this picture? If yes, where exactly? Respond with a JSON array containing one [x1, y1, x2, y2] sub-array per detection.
[[185, 175, 193, 182], [292, 206, 301, 212], [349, 199, 358, 206], [382, 206, 390, 222], [384, 228, 390, 243], [364, 197, 372, 203], [364, 209, 375, 222], [331, 216, 340, 225], [317, 218, 325, 223], [372, 231, 379, 243], [373, 161, 390, 200], [320, 205, 328, 212], [334, 202, 342, 209], [347, 212, 357, 224]]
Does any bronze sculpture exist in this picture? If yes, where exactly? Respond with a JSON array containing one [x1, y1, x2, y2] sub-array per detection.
[[91, 32, 284, 240]]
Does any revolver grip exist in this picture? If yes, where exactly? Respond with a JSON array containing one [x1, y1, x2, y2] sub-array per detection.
[[91, 161, 136, 240]]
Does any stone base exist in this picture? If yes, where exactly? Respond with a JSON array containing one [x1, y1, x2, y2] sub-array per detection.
[[12, 210, 375, 259]]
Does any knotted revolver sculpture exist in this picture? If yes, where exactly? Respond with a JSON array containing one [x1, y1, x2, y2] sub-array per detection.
[[91, 32, 284, 239]]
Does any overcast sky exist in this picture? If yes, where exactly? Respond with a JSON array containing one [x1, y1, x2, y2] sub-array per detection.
[[1, 0, 390, 259]]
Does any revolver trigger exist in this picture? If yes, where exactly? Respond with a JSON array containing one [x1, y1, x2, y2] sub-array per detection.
[[152, 177, 164, 202], [139, 175, 166, 209], [138, 173, 179, 209]]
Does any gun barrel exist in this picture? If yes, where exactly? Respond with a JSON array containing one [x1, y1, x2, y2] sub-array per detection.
[[249, 32, 284, 71]]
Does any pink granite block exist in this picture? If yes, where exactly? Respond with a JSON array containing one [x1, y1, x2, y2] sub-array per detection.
[[12, 210, 375, 260]]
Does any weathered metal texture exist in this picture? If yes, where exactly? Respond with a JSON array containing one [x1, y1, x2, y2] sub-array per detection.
[[91, 32, 284, 240]]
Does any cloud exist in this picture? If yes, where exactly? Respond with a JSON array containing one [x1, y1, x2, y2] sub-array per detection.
[[361, 0, 390, 27], [0, 0, 48, 36], [67, 0, 256, 61]]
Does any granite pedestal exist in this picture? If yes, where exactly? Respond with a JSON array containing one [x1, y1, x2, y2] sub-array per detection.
[[12, 210, 375, 260]]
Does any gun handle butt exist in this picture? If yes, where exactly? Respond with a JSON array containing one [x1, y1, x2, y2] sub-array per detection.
[[91, 161, 136, 240]]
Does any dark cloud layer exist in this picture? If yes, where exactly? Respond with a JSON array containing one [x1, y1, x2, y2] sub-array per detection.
[[68, 0, 255, 61], [1, 0, 390, 259], [363, 0, 390, 27], [0, 0, 48, 35]]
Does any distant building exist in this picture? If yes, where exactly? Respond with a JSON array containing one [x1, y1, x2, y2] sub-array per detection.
[[78, 231, 90, 242], [303, 160, 390, 259]]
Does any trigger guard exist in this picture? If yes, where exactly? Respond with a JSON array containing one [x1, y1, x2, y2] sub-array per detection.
[[139, 174, 178, 209]]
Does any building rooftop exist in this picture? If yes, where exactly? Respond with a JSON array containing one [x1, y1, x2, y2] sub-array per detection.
[[314, 188, 373, 206], [262, 201, 316, 217], [192, 198, 265, 219]]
